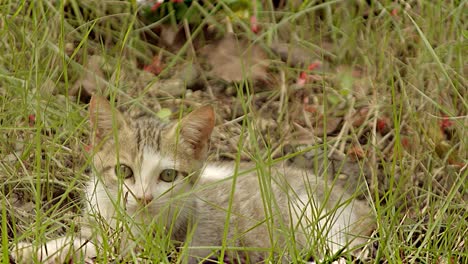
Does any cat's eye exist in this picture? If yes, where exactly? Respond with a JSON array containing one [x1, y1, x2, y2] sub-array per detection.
[[160, 169, 178, 182], [115, 164, 134, 179]]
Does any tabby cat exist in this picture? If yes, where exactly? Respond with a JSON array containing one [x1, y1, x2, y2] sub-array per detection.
[[13, 95, 374, 263]]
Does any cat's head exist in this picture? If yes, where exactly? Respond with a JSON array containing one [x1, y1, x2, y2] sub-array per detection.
[[88, 95, 214, 213]]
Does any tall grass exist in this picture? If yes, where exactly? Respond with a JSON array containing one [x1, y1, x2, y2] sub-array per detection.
[[1, 0, 466, 263]]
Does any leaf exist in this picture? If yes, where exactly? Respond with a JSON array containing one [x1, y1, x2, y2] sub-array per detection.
[[143, 56, 163, 75], [347, 145, 365, 160], [201, 34, 269, 83], [223, 0, 252, 11], [326, 94, 341, 107], [339, 72, 354, 96], [156, 108, 172, 120]]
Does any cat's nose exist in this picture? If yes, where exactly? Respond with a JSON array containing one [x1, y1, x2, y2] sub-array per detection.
[[137, 194, 154, 205]]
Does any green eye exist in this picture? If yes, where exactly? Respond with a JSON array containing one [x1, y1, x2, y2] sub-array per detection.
[[160, 169, 178, 182], [115, 164, 133, 179]]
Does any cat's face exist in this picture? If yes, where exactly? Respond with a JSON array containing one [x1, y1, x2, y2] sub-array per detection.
[[88, 96, 214, 217]]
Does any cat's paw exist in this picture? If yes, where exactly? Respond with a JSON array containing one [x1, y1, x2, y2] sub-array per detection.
[[10, 242, 32, 263], [11, 238, 93, 264], [10, 242, 61, 264], [11, 241, 65, 264]]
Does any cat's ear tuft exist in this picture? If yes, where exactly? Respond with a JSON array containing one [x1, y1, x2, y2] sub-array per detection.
[[178, 105, 215, 159], [89, 95, 126, 144]]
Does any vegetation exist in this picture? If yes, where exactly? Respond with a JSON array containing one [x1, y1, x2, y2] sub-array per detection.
[[0, 0, 466, 263]]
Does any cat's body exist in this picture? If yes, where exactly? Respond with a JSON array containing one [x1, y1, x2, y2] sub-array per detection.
[[188, 163, 373, 262], [13, 96, 374, 263]]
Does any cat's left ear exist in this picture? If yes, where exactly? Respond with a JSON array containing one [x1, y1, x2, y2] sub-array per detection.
[[176, 105, 215, 159]]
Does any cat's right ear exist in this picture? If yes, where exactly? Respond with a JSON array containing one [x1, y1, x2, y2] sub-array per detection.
[[89, 95, 126, 144]]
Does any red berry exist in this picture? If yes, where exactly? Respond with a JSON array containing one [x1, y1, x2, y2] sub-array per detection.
[[377, 118, 387, 133], [440, 116, 453, 130], [307, 61, 321, 71], [250, 16, 259, 34], [28, 114, 36, 127], [151, 3, 161, 12]]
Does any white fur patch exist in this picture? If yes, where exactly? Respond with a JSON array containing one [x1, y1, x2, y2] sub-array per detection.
[[201, 164, 234, 181], [138, 148, 184, 203], [140, 148, 174, 182]]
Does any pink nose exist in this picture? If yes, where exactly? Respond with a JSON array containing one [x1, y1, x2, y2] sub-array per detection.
[[137, 194, 154, 205]]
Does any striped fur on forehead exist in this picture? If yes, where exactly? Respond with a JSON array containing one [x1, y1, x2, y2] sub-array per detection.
[[132, 117, 170, 153], [129, 116, 204, 174]]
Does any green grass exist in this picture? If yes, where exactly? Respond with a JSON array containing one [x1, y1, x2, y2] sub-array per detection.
[[1, 0, 467, 263]]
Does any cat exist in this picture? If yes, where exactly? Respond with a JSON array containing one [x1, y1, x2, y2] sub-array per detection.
[[12, 95, 374, 263]]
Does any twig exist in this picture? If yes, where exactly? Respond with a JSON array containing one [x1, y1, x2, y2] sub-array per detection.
[[278, 70, 287, 115], [328, 97, 355, 158]]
